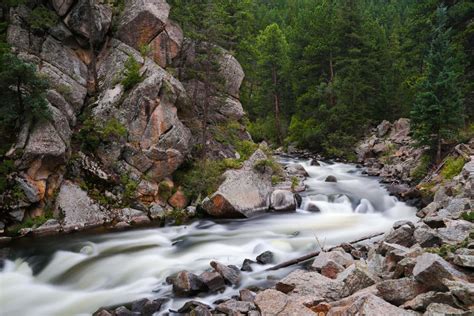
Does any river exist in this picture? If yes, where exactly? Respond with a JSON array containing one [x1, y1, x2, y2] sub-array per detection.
[[0, 158, 417, 315]]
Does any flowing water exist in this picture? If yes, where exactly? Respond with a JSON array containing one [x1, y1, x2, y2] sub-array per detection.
[[0, 158, 417, 315]]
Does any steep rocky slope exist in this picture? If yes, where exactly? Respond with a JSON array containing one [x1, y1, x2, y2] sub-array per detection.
[[0, 0, 251, 236]]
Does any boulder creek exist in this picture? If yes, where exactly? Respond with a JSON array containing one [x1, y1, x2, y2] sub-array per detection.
[[0, 158, 417, 315]]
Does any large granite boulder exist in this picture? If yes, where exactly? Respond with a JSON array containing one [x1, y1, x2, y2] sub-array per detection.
[[55, 181, 110, 227], [202, 149, 273, 218], [412, 253, 467, 291], [254, 289, 316, 316], [328, 293, 415, 316], [116, 0, 170, 50], [52, 0, 76, 16], [275, 269, 342, 302], [376, 277, 428, 306], [41, 36, 88, 87], [64, 0, 112, 45], [40, 62, 88, 109], [96, 39, 144, 89], [150, 20, 183, 68], [218, 50, 245, 98], [270, 189, 297, 212]]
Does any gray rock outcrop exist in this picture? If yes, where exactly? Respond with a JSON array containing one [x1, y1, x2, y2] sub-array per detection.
[[202, 149, 273, 217]]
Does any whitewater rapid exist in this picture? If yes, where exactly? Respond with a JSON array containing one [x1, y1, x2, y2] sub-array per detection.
[[0, 158, 417, 315]]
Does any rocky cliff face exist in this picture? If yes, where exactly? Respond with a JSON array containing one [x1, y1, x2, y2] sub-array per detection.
[[0, 0, 249, 236]]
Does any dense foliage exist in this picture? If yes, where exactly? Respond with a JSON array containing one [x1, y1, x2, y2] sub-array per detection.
[[411, 7, 464, 163], [169, 0, 473, 159]]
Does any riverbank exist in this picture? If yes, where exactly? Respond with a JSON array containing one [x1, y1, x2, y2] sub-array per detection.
[[92, 120, 474, 315], [95, 156, 473, 316], [0, 158, 418, 315]]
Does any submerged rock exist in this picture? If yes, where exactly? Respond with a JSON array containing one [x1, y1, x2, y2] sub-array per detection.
[[256, 251, 274, 264], [210, 261, 241, 286], [270, 190, 296, 212], [199, 271, 225, 292], [325, 175, 338, 183], [172, 271, 205, 296]]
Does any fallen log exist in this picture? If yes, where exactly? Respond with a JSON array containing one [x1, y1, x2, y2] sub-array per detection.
[[265, 231, 385, 271]]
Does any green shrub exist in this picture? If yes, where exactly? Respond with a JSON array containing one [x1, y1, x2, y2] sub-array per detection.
[[440, 157, 465, 180], [235, 140, 258, 161], [411, 154, 431, 183], [253, 158, 283, 176], [222, 158, 243, 169], [272, 175, 283, 185], [76, 118, 127, 152], [121, 56, 142, 90], [457, 123, 474, 144], [0, 159, 14, 191], [461, 211, 474, 222], [291, 176, 299, 191], [174, 159, 228, 201], [380, 143, 397, 164], [102, 118, 127, 139], [213, 120, 242, 145], [7, 212, 53, 235], [158, 181, 173, 200], [120, 174, 138, 202], [139, 44, 151, 57], [427, 238, 469, 258], [28, 6, 57, 32], [248, 116, 286, 144], [166, 208, 189, 225]]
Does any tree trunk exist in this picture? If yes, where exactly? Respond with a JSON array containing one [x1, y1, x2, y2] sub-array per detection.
[[436, 136, 442, 164], [87, 0, 98, 94], [272, 66, 283, 145], [329, 51, 335, 107], [201, 43, 212, 159]]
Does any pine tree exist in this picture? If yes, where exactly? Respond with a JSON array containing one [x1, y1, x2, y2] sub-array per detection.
[[255, 23, 289, 145], [411, 7, 464, 163], [0, 53, 50, 154]]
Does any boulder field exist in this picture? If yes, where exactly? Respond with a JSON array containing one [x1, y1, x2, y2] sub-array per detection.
[[96, 127, 473, 315]]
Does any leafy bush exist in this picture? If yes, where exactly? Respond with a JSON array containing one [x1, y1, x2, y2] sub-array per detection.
[[0, 159, 14, 191], [248, 116, 286, 144], [440, 157, 465, 180], [212, 120, 243, 145], [234, 140, 258, 161], [158, 181, 173, 200], [174, 159, 228, 201], [427, 238, 469, 258], [461, 211, 474, 222], [410, 154, 431, 183], [121, 56, 142, 90], [458, 123, 474, 144], [76, 118, 127, 152], [291, 176, 299, 191], [253, 158, 283, 176], [28, 5, 57, 32], [120, 174, 138, 202], [7, 212, 53, 235]]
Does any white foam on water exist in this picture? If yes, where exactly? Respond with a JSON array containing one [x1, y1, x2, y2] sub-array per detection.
[[0, 159, 417, 315]]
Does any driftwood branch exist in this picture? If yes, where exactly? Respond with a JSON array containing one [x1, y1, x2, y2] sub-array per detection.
[[265, 231, 385, 271]]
